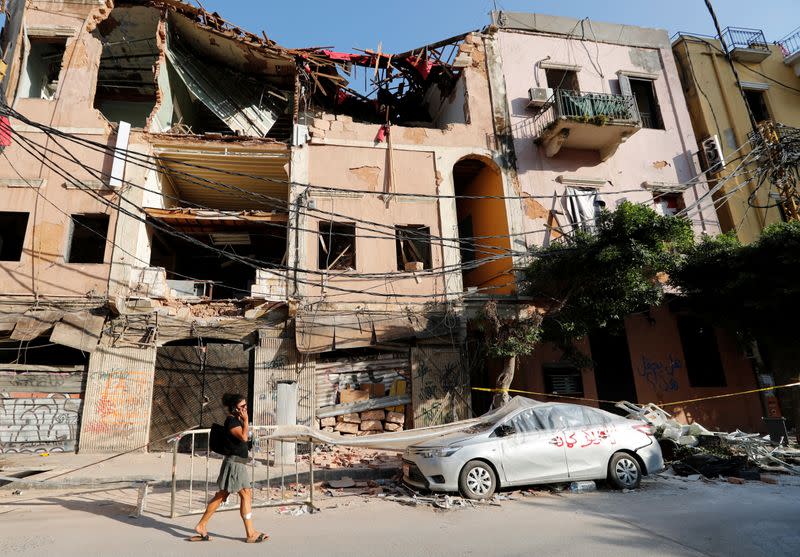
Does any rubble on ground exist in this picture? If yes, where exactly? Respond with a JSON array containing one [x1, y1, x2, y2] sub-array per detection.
[[617, 401, 800, 478], [298, 445, 402, 470]]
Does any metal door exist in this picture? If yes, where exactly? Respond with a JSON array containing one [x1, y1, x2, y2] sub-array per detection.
[[149, 343, 250, 451]]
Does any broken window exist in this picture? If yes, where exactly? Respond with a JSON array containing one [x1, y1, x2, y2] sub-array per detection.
[[67, 214, 109, 264], [0, 211, 29, 261], [93, 7, 161, 127], [543, 365, 584, 398], [653, 192, 686, 216], [395, 225, 431, 271], [629, 78, 663, 129], [20, 37, 66, 99], [545, 69, 579, 92], [744, 89, 770, 123], [677, 316, 727, 388], [318, 222, 356, 271]]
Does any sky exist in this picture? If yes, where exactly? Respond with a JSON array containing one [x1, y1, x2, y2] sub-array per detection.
[[194, 0, 799, 53]]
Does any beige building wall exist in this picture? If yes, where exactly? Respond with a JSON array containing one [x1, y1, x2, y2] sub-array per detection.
[[672, 35, 800, 243]]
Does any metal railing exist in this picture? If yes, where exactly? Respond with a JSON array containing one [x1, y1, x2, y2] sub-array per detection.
[[779, 27, 800, 58], [168, 426, 316, 518], [532, 89, 640, 138], [720, 27, 769, 53]]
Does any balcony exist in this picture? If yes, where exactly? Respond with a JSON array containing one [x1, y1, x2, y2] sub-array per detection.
[[531, 89, 641, 161], [720, 27, 771, 63], [779, 27, 800, 76]]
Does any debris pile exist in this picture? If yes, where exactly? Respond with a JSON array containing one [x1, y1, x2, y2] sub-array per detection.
[[301, 445, 402, 471], [617, 401, 800, 478], [319, 410, 407, 436]]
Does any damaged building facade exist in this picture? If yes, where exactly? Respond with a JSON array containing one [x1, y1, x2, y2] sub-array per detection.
[[487, 12, 767, 432], [0, 0, 518, 453], [0, 2, 773, 454]]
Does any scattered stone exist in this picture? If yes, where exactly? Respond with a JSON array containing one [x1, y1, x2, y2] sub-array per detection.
[[320, 417, 336, 428], [328, 477, 356, 489], [383, 423, 402, 432], [727, 476, 746, 485], [338, 413, 361, 424]]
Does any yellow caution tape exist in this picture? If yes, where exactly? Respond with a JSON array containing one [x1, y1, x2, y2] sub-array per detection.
[[472, 381, 800, 408]]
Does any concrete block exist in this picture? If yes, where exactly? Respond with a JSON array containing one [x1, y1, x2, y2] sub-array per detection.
[[313, 118, 331, 130], [321, 114, 336, 121], [335, 114, 353, 123], [335, 422, 359, 434], [320, 417, 336, 427], [329, 121, 345, 132], [383, 422, 402, 432], [385, 411, 405, 425], [360, 410, 386, 421], [338, 413, 361, 424], [360, 420, 383, 431]]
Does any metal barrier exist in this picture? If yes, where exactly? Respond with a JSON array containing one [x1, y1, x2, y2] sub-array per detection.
[[779, 27, 800, 58], [168, 425, 316, 518], [720, 27, 769, 53], [531, 89, 640, 138]]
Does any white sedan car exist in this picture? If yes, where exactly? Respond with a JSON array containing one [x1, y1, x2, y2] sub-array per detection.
[[403, 397, 663, 499]]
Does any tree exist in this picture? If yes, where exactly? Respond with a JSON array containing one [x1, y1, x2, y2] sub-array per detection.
[[672, 220, 800, 433], [477, 202, 694, 407]]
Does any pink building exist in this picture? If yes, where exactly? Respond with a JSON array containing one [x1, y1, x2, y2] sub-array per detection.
[[485, 12, 764, 432]]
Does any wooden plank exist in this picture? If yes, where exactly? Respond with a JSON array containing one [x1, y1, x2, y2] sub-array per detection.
[[50, 311, 105, 353], [0, 365, 85, 373], [0, 371, 85, 393], [317, 394, 410, 418]]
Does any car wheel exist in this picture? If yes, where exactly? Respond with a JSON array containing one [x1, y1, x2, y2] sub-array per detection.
[[607, 452, 642, 489], [458, 460, 497, 500]]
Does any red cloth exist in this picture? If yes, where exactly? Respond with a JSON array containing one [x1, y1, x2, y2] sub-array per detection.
[[406, 56, 435, 80], [375, 124, 389, 143], [0, 117, 11, 147]]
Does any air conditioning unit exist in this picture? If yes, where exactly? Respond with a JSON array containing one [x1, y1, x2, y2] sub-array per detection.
[[528, 87, 553, 108], [701, 135, 725, 172]]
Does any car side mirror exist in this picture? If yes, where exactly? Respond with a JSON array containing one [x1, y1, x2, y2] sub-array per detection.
[[495, 424, 514, 437]]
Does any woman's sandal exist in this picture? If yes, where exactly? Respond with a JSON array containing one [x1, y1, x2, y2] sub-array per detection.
[[188, 534, 211, 542], [246, 533, 269, 544]]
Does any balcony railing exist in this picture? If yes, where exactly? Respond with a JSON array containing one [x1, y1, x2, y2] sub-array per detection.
[[779, 27, 800, 59], [533, 89, 640, 138], [720, 27, 769, 54]]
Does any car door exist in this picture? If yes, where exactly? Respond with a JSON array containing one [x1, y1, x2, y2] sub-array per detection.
[[560, 406, 613, 480], [497, 408, 569, 485]]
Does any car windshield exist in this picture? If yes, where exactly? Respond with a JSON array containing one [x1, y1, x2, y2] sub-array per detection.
[[463, 421, 496, 434]]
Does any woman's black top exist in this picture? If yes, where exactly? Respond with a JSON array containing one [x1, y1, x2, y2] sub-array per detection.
[[224, 415, 249, 458]]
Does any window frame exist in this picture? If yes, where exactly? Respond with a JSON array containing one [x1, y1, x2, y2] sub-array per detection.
[[20, 35, 69, 101], [395, 224, 432, 271], [317, 221, 356, 271], [617, 71, 664, 130]]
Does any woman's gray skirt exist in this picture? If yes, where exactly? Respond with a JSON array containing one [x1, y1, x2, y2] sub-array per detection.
[[217, 455, 251, 493]]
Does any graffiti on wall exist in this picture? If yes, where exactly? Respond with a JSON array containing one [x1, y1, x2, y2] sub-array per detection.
[[412, 348, 470, 427], [82, 370, 152, 440], [638, 354, 681, 393], [0, 395, 81, 453]]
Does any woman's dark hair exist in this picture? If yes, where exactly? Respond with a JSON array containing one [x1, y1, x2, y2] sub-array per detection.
[[222, 393, 246, 412]]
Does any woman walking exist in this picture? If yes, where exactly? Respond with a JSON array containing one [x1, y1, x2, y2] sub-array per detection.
[[190, 393, 269, 543]]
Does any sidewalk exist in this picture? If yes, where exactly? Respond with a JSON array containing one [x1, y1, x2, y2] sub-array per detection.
[[0, 446, 402, 490]]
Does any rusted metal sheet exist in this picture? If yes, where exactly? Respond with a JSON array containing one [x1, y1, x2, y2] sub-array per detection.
[[79, 344, 157, 453], [50, 311, 106, 353], [0, 395, 82, 454], [253, 331, 315, 427], [0, 371, 85, 394], [411, 346, 472, 428], [315, 351, 410, 408]]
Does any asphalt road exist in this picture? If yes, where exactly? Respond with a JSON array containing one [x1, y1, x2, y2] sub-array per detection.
[[1, 476, 798, 556]]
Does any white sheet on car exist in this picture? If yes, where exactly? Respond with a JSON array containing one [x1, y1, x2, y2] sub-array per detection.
[[265, 396, 545, 451]]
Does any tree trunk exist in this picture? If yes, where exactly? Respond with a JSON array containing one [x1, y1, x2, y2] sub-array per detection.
[[492, 355, 516, 409]]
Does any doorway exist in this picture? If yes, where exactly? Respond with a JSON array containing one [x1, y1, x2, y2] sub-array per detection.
[[149, 340, 251, 451], [589, 327, 637, 414]]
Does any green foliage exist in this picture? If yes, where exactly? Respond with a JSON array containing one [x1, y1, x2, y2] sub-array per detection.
[[523, 202, 693, 346], [477, 202, 693, 358], [475, 301, 542, 359], [672, 220, 800, 341]]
